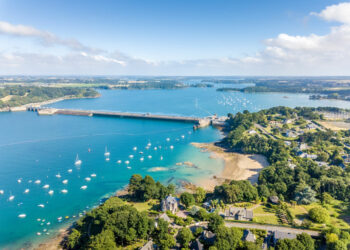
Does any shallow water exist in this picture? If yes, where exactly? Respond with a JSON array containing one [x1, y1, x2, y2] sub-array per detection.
[[1, 86, 350, 248]]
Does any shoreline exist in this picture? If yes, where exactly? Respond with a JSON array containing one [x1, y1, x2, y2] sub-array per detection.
[[0, 94, 101, 113], [191, 142, 269, 191]]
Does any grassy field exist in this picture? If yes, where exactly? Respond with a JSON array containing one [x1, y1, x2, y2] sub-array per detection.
[[252, 204, 280, 225], [127, 199, 160, 212], [289, 200, 350, 230]]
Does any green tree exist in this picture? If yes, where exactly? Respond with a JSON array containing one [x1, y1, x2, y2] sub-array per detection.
[[208, 213, 224, 232], [153, 219, 175, 250], [88, 230, 117, 250], [309, 207, 329, 223], [321, 192, 333, 205], [214, 226, 243, 250], [194, 187, 206, 203], [276, 238, 304, 250], [66, 229, 81, 249], [180, 192, 195, 208], [326, 233, 339, 244], [328, 241, 347, 250], [242, 241, 260, 250], [295, 186, 317, 205], [297, 233, 314, 250], [177, 228, 194, 248]]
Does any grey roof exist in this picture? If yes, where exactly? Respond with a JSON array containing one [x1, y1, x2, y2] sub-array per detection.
[[164, 195, 178, 204], [269, 196, 279, 204], [201, 230, 216, 240], [139, 240, 154, 250], [243, 229, 256, 242], [158, 213, 171, 222], [225, 207, 253, 219], [191, 239, 204, 250], [273, 231, 297, 240]]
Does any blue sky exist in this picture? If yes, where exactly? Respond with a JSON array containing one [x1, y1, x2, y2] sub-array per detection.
[[0, 0, 350, 75]]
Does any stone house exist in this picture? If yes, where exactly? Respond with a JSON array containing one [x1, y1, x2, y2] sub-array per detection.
[[161, 195, 179, 214]]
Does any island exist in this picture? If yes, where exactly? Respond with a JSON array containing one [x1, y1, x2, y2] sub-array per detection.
[[0, 85, 99, 111]]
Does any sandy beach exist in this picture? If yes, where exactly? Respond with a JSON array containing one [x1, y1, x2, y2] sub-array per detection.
[[33, 228, 68, 250], [192, 142, 269, 191]]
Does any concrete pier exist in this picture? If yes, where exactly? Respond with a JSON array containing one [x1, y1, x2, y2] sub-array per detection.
[[28, 107, 227, 129]]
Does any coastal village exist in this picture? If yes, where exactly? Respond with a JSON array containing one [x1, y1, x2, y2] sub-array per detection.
[[44, 106, 350, 250]]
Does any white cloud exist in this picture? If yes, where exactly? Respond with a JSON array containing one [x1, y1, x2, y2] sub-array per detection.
[[0, 21, 99, 53], [2, 2, 350, 75], [313, 2, 350, 24]]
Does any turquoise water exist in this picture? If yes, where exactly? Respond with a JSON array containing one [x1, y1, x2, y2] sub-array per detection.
[[2, 87, 350, 248]]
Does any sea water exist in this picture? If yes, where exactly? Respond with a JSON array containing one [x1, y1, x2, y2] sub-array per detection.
[[1, 86, 350, 248]]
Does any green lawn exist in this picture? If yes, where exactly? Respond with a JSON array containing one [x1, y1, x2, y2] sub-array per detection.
[[290, 201, 350, 230], [252, 204, 281, 225], [127, 199, 160, 212]]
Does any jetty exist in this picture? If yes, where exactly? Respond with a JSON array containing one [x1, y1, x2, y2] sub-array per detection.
[[27, 107, 228, 129]]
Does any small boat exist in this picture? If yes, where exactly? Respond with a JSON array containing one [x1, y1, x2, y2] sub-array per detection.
[[148, 155, 152, 159], [17, 179, 22, 183], [88, 148, 91, 152], [62, 180, 68, 184], [170, 145, 174, 149], [38, 204, 45, 208], [129, 155, 134, 159], [75, 154, 82, 166], [68, 169, 73, 173], [139, 151, 143, 154], [166, 138, 170, 141], [43, 184, 49, 189], [140, 157, 144, 161], [61, 189, 68, 194], [85, 177, 91, 182], [34, 180, 41, 184], [90, 173, 96, 177], [47, 222, 51, 225], [127, 166, 131, 169], [37, 232, 41, 236], [125, 160, 130, 164], [24, 189, 30, 194], [48, 190, 54, 195], [147, 142, 151, 147], [105, 157, 110, 161], [18, 214, 26, 218], [104, 146, 110, 157], [0, 190, 4, 195], [117, 160, 122, 164], [9, 195, 15, 201], [160, 156, 163, 160], [37, 218, 41, 222], [57, 216, 62, 221], [133, 147, 137, 151], [181, 135, 185, 139], [80, 185, 87, 190], [154, 147, 157, 150], [55, 174, 61, 178]]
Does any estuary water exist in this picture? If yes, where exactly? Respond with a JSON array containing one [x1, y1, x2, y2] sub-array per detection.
[[1, 86, 350, 248]]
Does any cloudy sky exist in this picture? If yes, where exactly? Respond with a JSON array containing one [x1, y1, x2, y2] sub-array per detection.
[[0, 0, 349, 75]]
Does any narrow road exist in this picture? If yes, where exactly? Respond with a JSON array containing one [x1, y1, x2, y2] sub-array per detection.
[[254, 123, 278, 140], [225, 221, 320, 237]]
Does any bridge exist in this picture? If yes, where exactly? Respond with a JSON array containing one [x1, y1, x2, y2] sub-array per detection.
[[27, 107, 227, 129]]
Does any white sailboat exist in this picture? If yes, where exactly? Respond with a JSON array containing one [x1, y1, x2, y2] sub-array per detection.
[[104, 146, 110, 157], [75, 154, 82, 166]]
